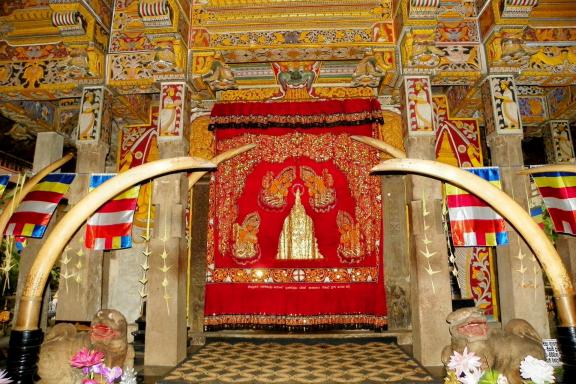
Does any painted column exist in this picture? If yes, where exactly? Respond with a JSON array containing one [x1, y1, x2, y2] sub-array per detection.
[[13, 132, 64, 330], [56, 86, 112, 321], [545, 120, 574, 164], [481, 75, 549, 337], [545, 120, 576, 286], [188, 112, 214, 345], [402, 76, 452, 366], [145, 82, 190, 366], [378, 109, 412, 340]]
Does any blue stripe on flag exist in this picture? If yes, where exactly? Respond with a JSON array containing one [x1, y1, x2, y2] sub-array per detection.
[[496, 231, 508, 245], [90, 174, 116, 190], [465, 167, 500, 182], [31, 225, 47, 238], [530, 206, 543, 216], [120, 235, 132, 249], [0, 175, 9, 187], [532, 172, 576, 178], [42, 173, 76, 184]]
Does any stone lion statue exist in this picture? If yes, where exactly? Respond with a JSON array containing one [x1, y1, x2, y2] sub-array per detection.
[[441, 307, 545, 384], [38, 309, 133, 384]]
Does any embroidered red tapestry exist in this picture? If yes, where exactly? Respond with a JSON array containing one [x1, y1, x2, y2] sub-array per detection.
[[204, 98, 387, 330]]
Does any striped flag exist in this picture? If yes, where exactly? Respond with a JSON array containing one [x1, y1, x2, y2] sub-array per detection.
[[445, 167, 508, 246], [528, 176, 546, 230], [0, 175, 9, 198], [4, 173, 75, 238], [531, 172, 576, 235], [85, 174, 140, 250]]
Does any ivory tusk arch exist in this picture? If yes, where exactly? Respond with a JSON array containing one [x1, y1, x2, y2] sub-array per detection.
[[0, 153, 75, 236], [518, 164, 576, 175], [372, 158, 576, 327], [15, 156, 215, 331], [351, 135, 406, 159], [187, 144, 256, 189]]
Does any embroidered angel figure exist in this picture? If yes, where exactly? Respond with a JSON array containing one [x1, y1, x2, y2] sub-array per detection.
[[300, 166, 336, 212]]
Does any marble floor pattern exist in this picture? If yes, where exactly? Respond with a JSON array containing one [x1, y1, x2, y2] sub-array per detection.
[[158, 339, 439, 384]]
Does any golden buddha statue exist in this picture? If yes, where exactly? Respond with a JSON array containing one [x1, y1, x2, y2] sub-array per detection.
[[276, 187, 324, 260]]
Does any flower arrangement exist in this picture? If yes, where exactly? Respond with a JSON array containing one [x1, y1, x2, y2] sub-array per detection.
[[444, 348, 556, 384], [70, 347, 123, 384]]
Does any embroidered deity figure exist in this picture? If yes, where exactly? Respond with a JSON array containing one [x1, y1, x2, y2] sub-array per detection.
[[337, 211, 363, 263], [233, 212, 261, 262], [300, 166, 336, 212], [259, 167, 296, 210], [409, 81, 433, 131], [276, 187, 323, 260]]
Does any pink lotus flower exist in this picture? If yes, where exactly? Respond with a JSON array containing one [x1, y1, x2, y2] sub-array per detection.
[[81, 379, 98, 384], [70, 347, 104, 368]]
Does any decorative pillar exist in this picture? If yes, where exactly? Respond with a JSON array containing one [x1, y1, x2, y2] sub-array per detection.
[[379, 110, 412, 339], [481, 75, 549, 337], [402, 76, 452, 366], [13, 132, 64, 330], [145, 82, 190, 366], [56, 86, 112, 321], [188, 113, 214, 345]]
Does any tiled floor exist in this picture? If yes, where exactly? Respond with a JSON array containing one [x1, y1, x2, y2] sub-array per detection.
[[156, 338, 440, 384]]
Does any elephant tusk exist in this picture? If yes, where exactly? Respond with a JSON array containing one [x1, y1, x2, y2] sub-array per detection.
[[518, 164, 576, 175], [351, 135, 406, 159], [15, 156, 215, 331], [372, 157, 576, 327]]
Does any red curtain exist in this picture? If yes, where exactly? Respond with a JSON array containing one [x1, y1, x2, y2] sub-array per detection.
[[204, 99, 387, 330]]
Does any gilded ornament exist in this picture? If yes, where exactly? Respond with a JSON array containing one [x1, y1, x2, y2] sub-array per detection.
[[276, 187, 324, 261]]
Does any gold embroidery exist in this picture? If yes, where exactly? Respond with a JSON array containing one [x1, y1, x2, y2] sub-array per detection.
[[276, 188, 324, 261], [208, 132, 382, 283], [300, 166, 336, 212], [258, 166, 296, 210], [337, 211, 363, 263], [232, 212, 261, 263]]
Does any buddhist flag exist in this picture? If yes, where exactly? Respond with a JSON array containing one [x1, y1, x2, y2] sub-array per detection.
[[4, 173, 75, 238], [445, 167, 508, 246], [531, 172, 576, 235], [0, 175, 9, 198], [85, 174, 140, 250]]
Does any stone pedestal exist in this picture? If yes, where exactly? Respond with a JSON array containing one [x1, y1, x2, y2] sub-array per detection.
[[144, 140, 189, 366], [487, 134, 549, 337], [13, 132, 64, 330], [406, 136, 452, 367]]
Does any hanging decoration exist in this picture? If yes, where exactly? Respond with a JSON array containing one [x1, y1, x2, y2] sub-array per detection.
[[531, 171, 576, 235], [4, 173, 75, 238], [205, 98, 386, 331], [85, 174, 140, 250], [445, 167, 508, 246]]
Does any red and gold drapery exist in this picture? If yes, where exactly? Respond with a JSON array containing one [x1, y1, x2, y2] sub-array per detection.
[[204, 98, 387, 330]]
